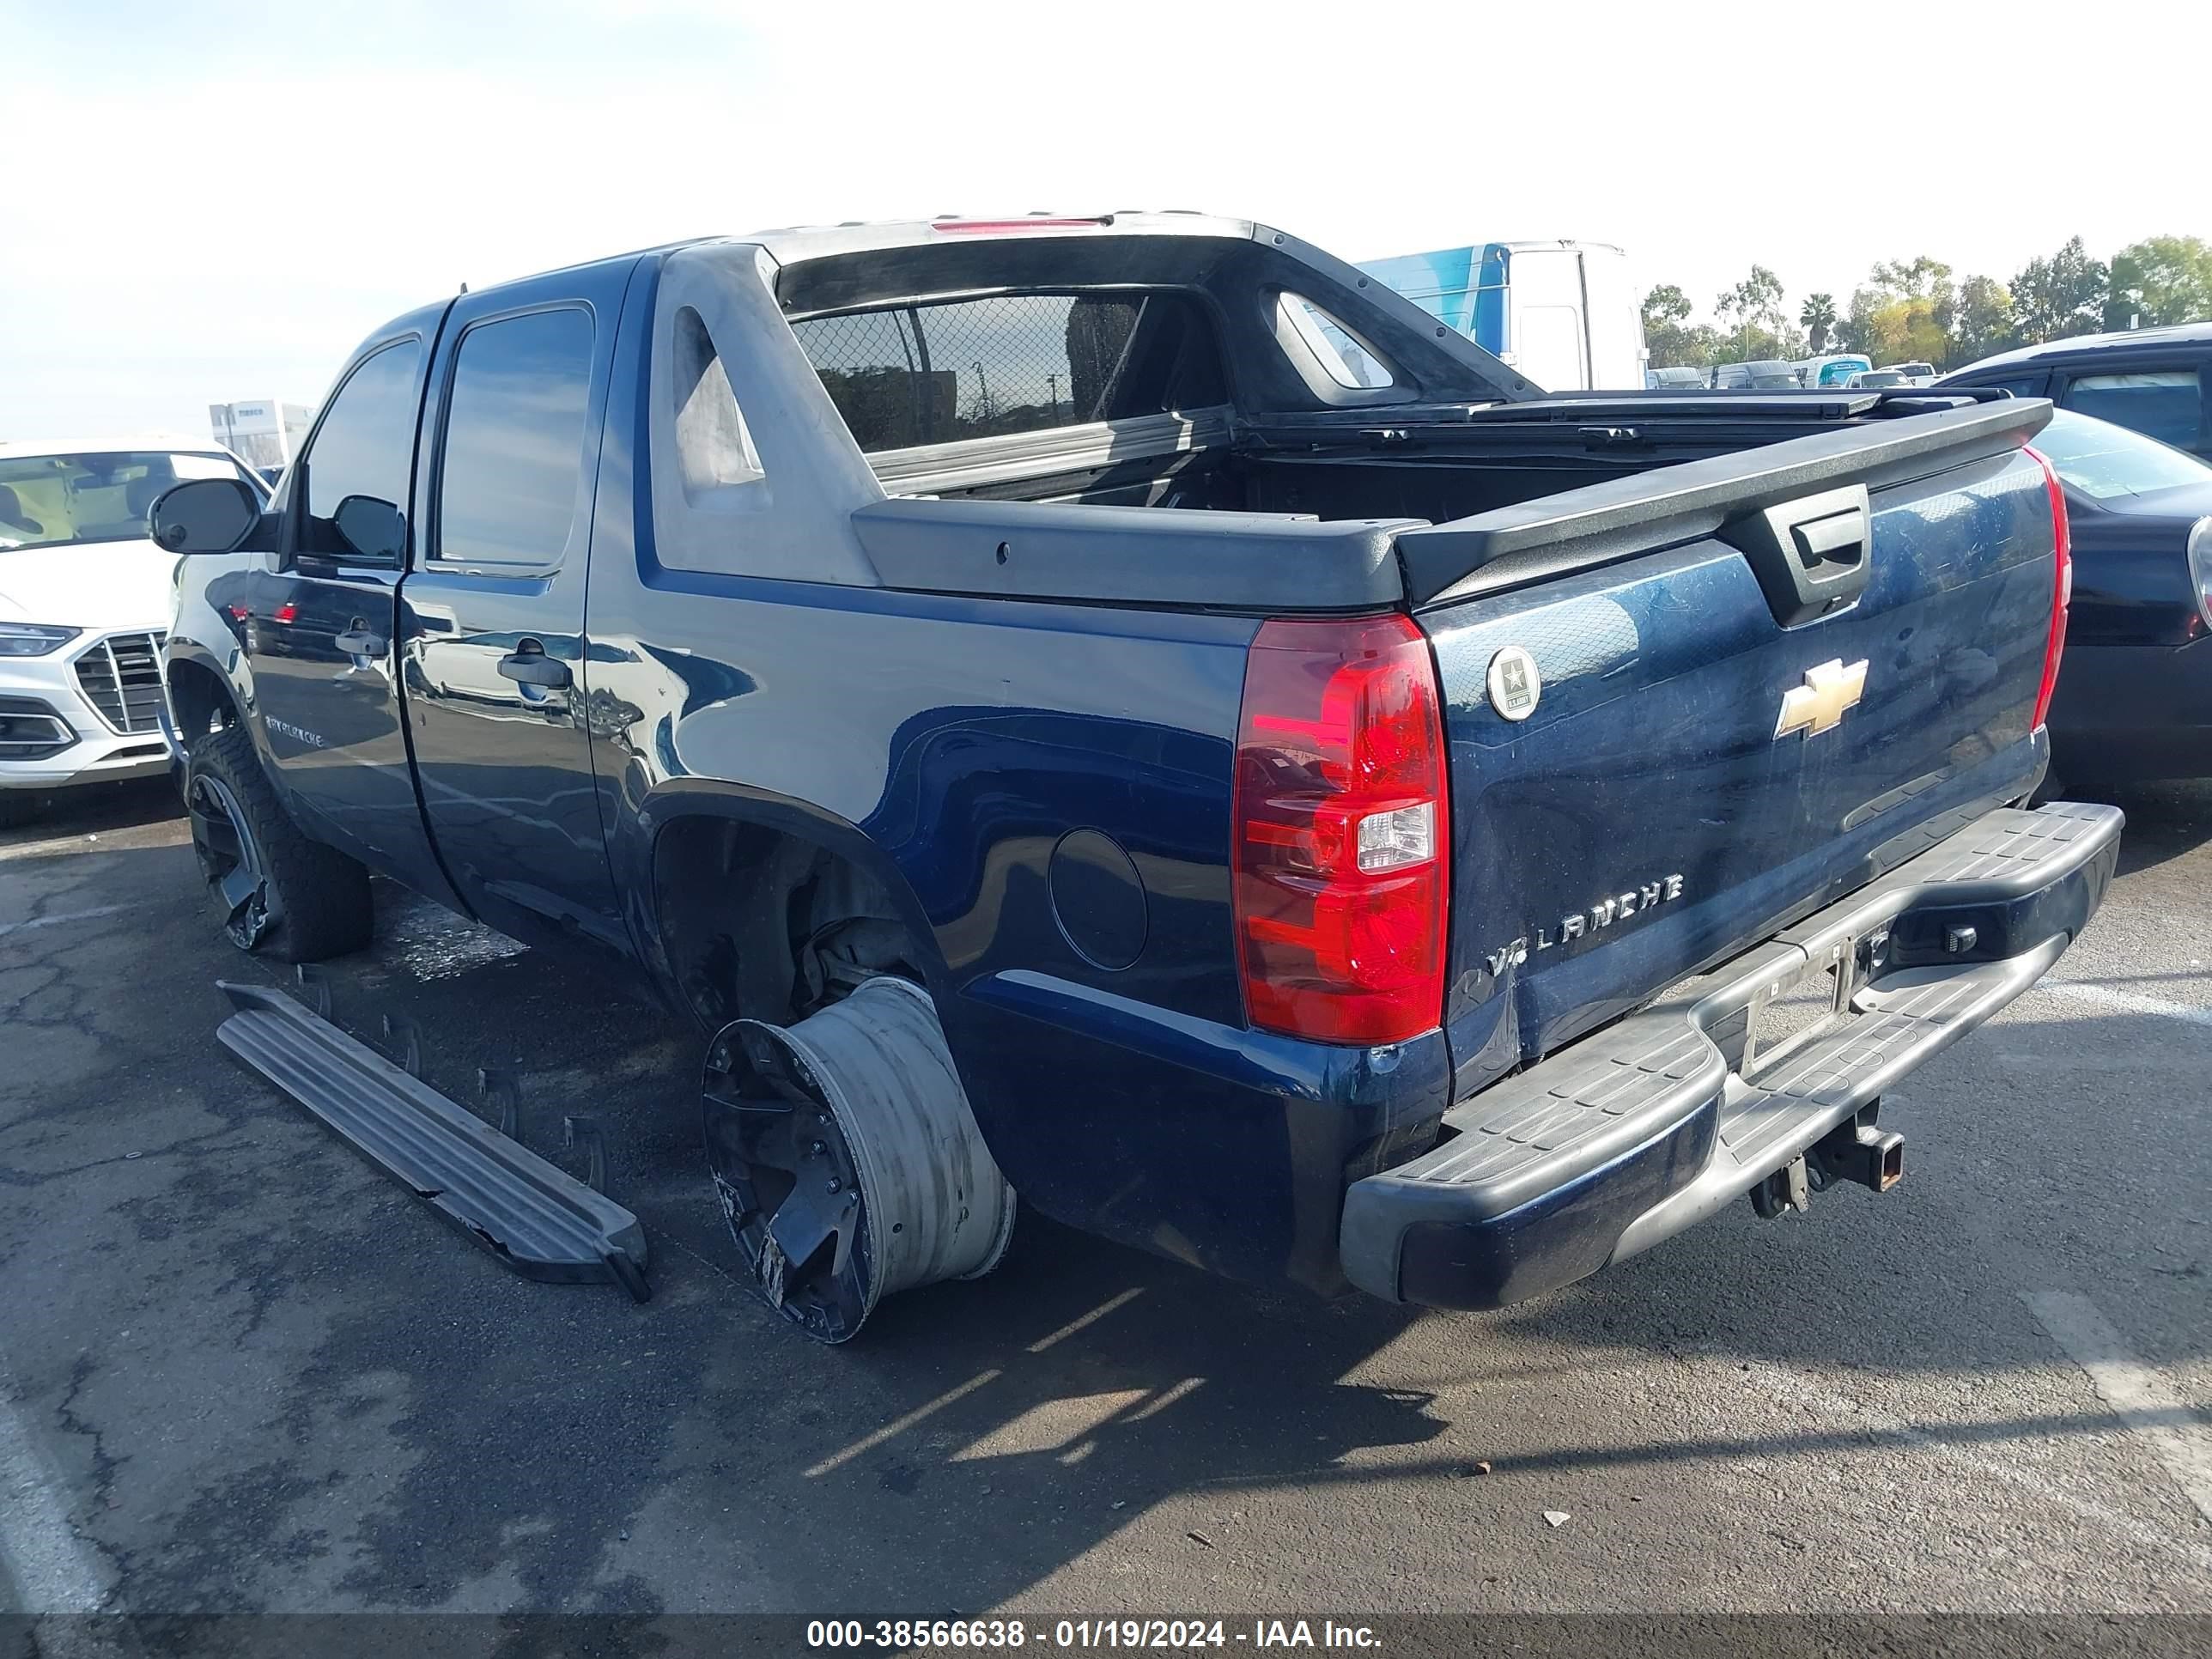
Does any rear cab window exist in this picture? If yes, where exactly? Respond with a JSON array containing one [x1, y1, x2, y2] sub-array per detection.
[[790, 290, 1228, 453], [1279, 294, 1399, 390]]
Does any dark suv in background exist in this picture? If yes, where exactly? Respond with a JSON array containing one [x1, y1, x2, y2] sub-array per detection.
[[1939, 323, 2212, 460]]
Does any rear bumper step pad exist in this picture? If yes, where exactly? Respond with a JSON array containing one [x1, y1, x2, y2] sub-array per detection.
[[215, 980, 650, 1300], [1340, 800, 2121, 1309]]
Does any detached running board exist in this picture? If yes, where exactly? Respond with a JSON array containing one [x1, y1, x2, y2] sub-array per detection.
[[215, 981, 650, 1301]]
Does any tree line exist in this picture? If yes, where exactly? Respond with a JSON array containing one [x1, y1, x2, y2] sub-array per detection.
[[1642, 234, 2212, 372]]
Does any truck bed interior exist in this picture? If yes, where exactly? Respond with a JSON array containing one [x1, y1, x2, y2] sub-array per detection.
[[890, 427, 1658, 521], [860, 396, 2004, 524], [764, 235, 2028, 610], [774, 233, 1994, 532]]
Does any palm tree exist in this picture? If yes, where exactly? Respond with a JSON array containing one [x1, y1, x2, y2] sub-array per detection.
[[1800, 293, 1838, 355]]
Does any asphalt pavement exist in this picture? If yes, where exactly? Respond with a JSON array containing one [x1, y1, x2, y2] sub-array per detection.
[[1, 777, 2208, 1625]]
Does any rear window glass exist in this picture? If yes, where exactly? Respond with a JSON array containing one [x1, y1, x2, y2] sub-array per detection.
[[2060, 369, 2203, 449], [1279, 293, 1399, 390], [791, 290, 1226, 453], [2033, 409, 2212, 501], [436, 309, 595, 565]]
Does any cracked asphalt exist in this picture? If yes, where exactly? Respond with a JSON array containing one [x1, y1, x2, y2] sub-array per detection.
[[1, 777, 2208, 1620]]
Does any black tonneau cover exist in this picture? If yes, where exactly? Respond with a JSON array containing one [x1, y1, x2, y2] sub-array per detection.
[[1395, 396, 2051, 607]]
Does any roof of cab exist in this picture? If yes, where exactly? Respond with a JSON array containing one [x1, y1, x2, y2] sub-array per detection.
[[450, 211, 1261, 302], [738, 210, 1256, 265], [366, 210, 1530, 405]]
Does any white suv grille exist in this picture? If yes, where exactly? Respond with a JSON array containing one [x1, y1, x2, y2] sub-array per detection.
[[72, 632, 167, 735]]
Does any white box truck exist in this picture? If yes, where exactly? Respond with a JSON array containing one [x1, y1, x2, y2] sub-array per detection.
[[207, 399, 313, 477], [1357, 240, 1649, 392]]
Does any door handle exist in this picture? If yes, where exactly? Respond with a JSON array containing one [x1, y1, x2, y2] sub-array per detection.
[[497, 641, 572, 690], [333, 625, 386, 656]]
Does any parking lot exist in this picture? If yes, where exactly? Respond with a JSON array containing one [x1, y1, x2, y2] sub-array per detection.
[[2, 778, 2209, 1621]]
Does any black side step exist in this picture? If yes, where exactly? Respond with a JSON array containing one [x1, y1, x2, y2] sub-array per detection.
[[216, 981, 650, 1301]]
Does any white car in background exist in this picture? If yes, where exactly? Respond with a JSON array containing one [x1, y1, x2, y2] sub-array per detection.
[[0, 437, 265, 826]]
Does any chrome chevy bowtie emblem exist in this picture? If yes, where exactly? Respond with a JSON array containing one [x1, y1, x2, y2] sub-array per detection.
[[1775, 658, 1868, 739]]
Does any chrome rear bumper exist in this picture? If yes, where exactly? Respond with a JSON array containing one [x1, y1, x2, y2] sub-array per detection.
[[1340, 801, 2124, 1308]]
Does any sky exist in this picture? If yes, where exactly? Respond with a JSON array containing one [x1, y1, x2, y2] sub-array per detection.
[[3, 0, 2201, 440]]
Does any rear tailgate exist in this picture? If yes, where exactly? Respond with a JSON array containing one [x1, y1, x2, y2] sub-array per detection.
[[1398, 398, 2063, 1090]]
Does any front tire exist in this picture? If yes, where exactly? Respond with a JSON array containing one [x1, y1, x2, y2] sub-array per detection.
[[185, 724, 372, 961]]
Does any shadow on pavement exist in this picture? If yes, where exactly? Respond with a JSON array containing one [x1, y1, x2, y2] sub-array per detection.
[[2, 786, 2206, 1613], [0, 776, 179, 852], [2060, 776, 2212, 877]]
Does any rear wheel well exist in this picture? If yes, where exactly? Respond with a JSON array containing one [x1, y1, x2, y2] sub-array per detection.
[[165, 659, 238, 749], [652, 816, 927, 1032]]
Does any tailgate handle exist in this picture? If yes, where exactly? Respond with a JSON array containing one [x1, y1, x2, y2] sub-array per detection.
[[1721, 483, 1872, 628]]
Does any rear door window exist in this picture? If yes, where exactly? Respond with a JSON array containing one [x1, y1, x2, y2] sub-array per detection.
[[2058, 368, 2204, 450], [791, 290, 1226, 453], [434, 308, 596, 567]]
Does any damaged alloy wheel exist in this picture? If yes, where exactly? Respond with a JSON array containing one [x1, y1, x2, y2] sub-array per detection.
[[187, 768, 275, 949], [702, 975, 1016, 1344], [182, 724, 373, 962]]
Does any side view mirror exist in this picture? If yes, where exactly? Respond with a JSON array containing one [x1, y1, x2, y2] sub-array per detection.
[[149, 477, 261, 555], [332, 495, 406, 562]]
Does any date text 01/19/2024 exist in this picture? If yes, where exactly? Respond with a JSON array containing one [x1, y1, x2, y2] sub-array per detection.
[[805, 1619, 1382, 1649]]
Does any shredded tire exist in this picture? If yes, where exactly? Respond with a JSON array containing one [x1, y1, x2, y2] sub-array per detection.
[[187, 724, 373, 962]]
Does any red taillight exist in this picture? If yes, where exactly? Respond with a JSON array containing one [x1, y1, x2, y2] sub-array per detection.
[[273, 603, 298, 625], [1232, 614, 1449, 1046], [2023, 445, 2071, 731]]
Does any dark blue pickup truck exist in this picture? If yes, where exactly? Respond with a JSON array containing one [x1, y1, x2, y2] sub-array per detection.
[[150, 214, 2118, 1340]]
